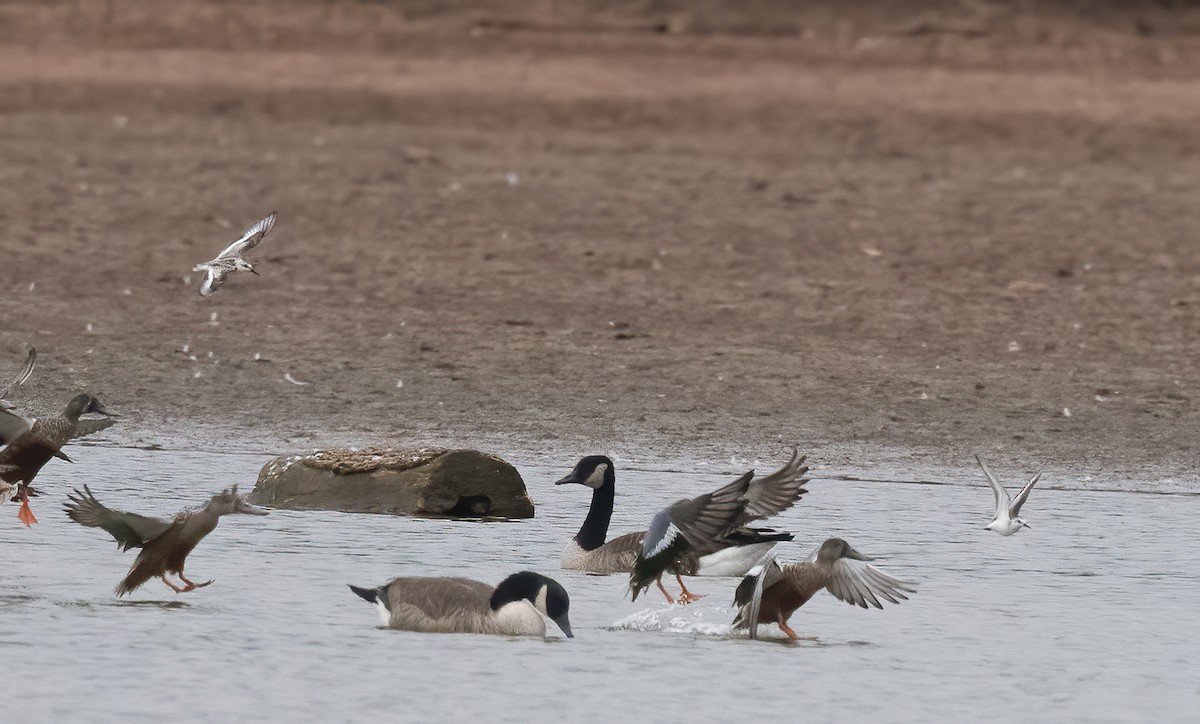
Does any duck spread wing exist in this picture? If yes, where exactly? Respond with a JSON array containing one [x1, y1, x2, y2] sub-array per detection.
[[71, 417, 117, 441], [65, 485, 171, 551], [738, 448, 810, 522], [0, 408, 32, 448], [0, 347, 35, 400], [825, 558, 916, 609]]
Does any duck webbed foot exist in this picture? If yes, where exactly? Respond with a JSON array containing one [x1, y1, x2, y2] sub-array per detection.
[[674, 573, 703, 605], [178, 574, 214, 592], [17, 488, 38, 527], [776, 613, 798, 639]]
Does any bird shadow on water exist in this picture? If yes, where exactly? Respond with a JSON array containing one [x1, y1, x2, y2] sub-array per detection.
[[109, 599, 194, 610]]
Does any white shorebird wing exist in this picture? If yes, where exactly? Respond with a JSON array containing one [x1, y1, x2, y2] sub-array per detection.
[[974, 454, 1010, 520], [199, 267, 225, 296], [1009, 463, 1045, 517], [826, 557, 916, 609], [0, 347, 35, 399], [214, 211, 276, 260]]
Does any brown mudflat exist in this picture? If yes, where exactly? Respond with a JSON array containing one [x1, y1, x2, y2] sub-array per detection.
[[1, 2, 1196, 482]]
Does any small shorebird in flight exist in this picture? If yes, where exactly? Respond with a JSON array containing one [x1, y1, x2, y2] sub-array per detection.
[[193, 212, 277, 296], [0, 347, 35, 413], [975, 454, 1045, 536]]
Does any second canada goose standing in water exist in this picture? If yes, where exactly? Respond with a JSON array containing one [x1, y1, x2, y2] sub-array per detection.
[[65, 484, 268, 595], [557, 449, 809, 603], [732, 538, 916, 639], [348, 571, 573, 639]]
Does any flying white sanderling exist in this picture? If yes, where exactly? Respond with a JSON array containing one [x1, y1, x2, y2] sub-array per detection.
[[193, 212, 277, 296], [975, 454, 1046, 536]]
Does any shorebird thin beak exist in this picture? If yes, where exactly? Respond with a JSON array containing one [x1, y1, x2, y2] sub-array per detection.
[[249, 267, 260, 276]]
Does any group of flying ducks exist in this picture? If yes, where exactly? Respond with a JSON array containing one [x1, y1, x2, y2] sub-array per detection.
[[2, 212, 1047, 640]]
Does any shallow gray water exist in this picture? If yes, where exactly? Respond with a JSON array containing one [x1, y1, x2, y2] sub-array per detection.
[[3, 446, 1198, 723]]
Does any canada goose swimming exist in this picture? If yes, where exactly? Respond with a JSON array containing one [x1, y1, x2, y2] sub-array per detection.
[[976, 454, 1045, 536], [0, 393, 118, 526], [348, 571, 573, 639], [0, 347, 35, 414], [557, 451, 809, 603], [193, 211, 277, 296], [732, 538, 916, 639], [64, 484, 268, 595]]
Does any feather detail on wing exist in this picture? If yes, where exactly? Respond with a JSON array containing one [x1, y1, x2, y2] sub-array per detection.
[[0, 408, 32, 448], [216, 212, 276, 259], [1009, 464, 1045, 517], [65, 486, 171, 551], [0, 347, 35, 400], [72, 417, 117, 440], [824, 558, 916, 609]]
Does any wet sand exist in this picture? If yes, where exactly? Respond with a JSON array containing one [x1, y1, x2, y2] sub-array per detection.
[[1, 2, 1198, 485]]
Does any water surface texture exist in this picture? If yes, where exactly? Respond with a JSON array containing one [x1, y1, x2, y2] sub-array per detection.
[[3, 447, 1198, 722]]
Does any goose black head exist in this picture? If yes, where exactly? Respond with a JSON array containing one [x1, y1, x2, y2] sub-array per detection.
[[491, 571, 573, 638], [554, 455, 614, 490], [818, 537, 872, 563], [207, 484, 269, 517]]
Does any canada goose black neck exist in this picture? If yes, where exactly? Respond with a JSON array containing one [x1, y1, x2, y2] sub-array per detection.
[[575, 468, 615, 551], [489, 571, 545, 610]]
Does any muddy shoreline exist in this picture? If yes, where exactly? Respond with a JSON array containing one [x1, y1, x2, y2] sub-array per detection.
[[1, 2, 1197, 487]]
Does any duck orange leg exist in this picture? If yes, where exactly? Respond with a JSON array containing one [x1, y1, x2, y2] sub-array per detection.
[[675, 573, 703, 605], [776, 612, 798, 639], [160, 575, 185, 594], [17, 487, 38, 527], [178, 572, 214, 592], [654, 575, 676, 605]]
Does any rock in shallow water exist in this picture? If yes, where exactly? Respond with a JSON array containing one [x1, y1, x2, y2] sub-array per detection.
[[249, 447, 534, 518]]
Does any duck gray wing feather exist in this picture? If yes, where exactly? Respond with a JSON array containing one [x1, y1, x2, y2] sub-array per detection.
[[675, 485, 752, 557], [65, 485, 172, 551], [705, 448, 810, 527], [0, 347, 35, 400], [71, 417, 117, 440], [737, 448, 809, 522], [0, 408, 32, 448], [824, 557, 916, 609]]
